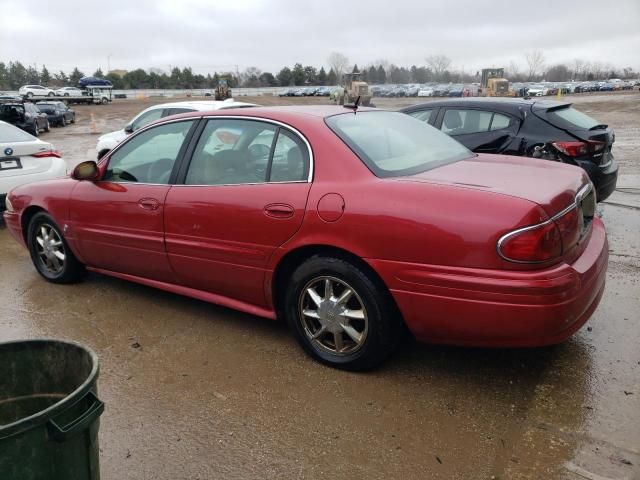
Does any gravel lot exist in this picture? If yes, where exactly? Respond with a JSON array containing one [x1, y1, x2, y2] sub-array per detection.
[[1, 90, 638, 479]]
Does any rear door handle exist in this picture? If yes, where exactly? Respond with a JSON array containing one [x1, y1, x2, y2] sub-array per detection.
[[264, 203, 295, 219], [138, 198, 160, 211]]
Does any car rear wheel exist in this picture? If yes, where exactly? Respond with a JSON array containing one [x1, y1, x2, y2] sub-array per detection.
[[26, 92, 33, 98], [32, 124, 39, 137], [61, 116, 67, 127], [285, 256, 401, 370], [28, 213, 85, 284], [70, 114, 75, 124], [44, 120, 50, 132], [48, 92, 54, 97]]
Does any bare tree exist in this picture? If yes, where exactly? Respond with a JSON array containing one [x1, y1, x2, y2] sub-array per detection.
[[525, 50, 545, 81], [506, 61, 522, 81], [425, 54, 452, 80], [573, 58, 585, 80], [327, 51, 349, 83]]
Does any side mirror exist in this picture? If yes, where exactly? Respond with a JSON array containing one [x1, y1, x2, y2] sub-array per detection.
[[72, 160, 100, 181], [124, 124, 134, 134]]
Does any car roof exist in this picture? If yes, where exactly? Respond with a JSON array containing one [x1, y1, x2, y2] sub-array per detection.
[[142, 99, 259, 111], [400, 98, 571, 115], [164, 105, 380, 123]]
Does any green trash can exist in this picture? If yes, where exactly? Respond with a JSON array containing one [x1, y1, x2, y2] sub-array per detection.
[[0, 339, 104, 480]]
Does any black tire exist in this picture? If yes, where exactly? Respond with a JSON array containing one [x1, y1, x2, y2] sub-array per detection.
[[70, 114, 75, 124], [32, 123, 39, 137], [61, 116, 67, 127], [284, 255, 401, 371], [64, 93, 70, 97], [27, 212, 85, 284], [27, 92, 33, 98], [44, 120, 50, 132], [48, 92, 54, 97]]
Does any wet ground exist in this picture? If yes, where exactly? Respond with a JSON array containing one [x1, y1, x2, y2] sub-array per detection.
[[1, 91, 639, 479]]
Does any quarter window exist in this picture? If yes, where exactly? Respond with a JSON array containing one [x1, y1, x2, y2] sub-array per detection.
[[407, 109, 434, 123], [490, 113, 512, 131], [103, 120, 194, 184]]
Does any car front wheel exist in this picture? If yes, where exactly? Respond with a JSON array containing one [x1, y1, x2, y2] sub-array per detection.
[[285, 256, 401, 370], [28, 213, 85, 283], [32, 124, 39, 136]]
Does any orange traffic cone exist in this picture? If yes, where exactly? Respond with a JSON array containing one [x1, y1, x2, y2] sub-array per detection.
[[90, 113, 97, 134]]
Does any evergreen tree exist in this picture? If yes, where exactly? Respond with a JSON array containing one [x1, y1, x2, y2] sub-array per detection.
[[327, 68, 337, 85], [26, 65, 39, 84], [277, 67, 293, 86], [368, 66, 378, 84], [9, 62, 28, 89], [292, 63, 305, 86], [317, 67, 327, 85], [93, 68, 104, 78], [40, 65, 51, 85], [303, 65, 317, 84], [69, 67, 85, 85], [377, 65, 387, 84], [352, 64, 359, 74], [0, 62, 8, 89]]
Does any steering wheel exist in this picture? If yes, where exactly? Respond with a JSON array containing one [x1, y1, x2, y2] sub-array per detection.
[[147, 158, 174, 184]]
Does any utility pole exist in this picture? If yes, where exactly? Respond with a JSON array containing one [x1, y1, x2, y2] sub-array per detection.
[[107, 54, 112, 73]]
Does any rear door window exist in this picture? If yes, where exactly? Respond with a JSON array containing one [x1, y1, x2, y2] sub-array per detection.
[[441, 109, 493, 135]]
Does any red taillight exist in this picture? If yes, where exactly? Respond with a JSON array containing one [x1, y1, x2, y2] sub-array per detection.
[[552, 140, 605, 157], [554, 207, 580, 250], [498, 222, 562, 263], [32, 150, 62, 158]]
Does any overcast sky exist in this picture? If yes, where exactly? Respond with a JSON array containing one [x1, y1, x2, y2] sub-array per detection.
[[1, 0, 638, 76]]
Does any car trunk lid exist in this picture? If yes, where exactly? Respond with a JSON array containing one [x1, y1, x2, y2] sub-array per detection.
[[0, 140, 57, 177], [399, 153, 589, 218]]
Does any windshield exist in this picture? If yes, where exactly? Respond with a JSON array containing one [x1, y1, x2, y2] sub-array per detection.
[[547, 106, 600, 130], [326, 111, 472, 177], [0, 122, 34, 142]]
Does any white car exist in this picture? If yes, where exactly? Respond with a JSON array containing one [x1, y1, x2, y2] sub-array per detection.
[[55, 87, 84, 97], [0, 121, 66, 209], [417, 87, 434, 97], [526, 84, 549, 97], [18, 85, 55, 98], [95, 99, 259, 159]]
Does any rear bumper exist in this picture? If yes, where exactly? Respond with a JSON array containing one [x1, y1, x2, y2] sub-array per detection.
[[577, 158, 618, 202], [369, 218, 608, 347]]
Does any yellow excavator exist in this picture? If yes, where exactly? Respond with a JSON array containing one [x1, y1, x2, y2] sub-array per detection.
[[336, 73, 373, 106], [480, 68, 514, 97]]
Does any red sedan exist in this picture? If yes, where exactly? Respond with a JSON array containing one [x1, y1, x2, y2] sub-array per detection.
[[3, 106, 608, 370]]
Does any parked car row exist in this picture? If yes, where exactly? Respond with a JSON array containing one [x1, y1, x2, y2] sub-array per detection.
[[366, 79, 639, 98], [0, 100, 75, 136], [279, 86, 338, 97]]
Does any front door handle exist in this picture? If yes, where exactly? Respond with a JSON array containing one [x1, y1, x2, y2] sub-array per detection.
[[264, 203, 295, 219], [138, 198, 160, 211]]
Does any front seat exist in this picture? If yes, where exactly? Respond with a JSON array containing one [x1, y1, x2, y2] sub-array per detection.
[[443, 110, 463, 133]]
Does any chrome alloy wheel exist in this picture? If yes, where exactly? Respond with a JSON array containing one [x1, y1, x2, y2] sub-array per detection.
[[299, 276, 368, 355], [35, 224, 66, 274]]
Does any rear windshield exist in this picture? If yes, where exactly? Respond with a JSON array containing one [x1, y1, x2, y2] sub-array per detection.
[[0, 122, 34, 142], [326, 111, 472, 177], [546, 106, 599, 130], [37, 105, 56, 112]]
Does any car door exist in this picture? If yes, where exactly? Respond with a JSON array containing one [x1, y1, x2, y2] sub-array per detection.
[[164, 117, 312, 307], [69, 119, 197, 281], [436, 108, 518, 153]]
